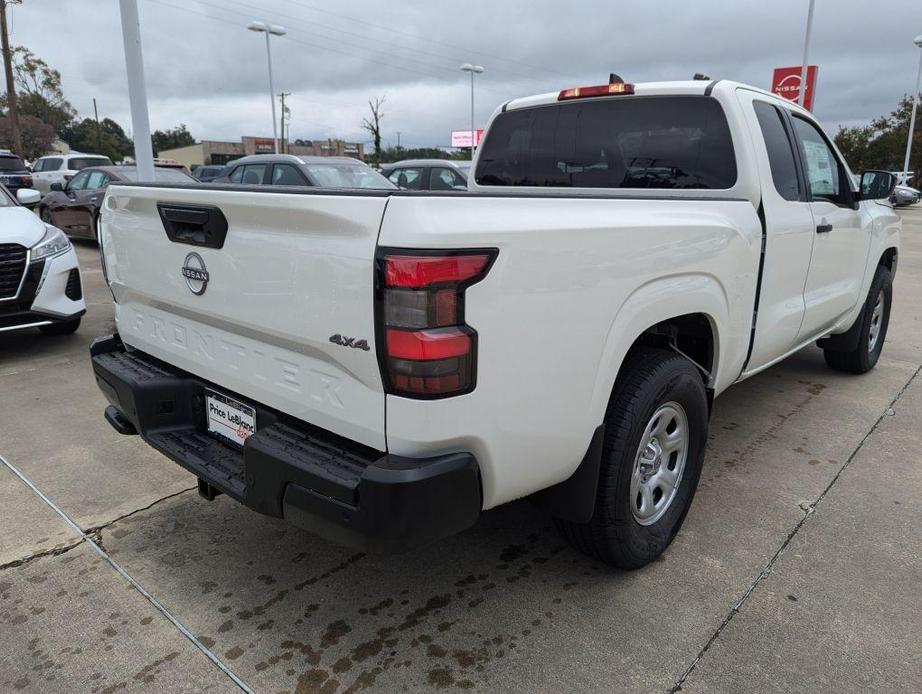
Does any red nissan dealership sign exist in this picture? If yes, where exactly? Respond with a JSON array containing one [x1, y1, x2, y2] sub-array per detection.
[[771, 65, 819, 111]]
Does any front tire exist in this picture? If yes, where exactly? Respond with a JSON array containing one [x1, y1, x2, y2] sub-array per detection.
[[39, 318, 81, 336], [556, 347, 709, 569], [823, 265, 892, 374], [39, 205, 52, 223]]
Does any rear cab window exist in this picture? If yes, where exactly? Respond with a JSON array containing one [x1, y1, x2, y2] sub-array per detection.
[[753, 101, 802, 201], [475, 95, 737, 190]]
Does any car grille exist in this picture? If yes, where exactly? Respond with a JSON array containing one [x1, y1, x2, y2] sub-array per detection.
[[65, 268, 82, 301], [0, 243, 27, 299]]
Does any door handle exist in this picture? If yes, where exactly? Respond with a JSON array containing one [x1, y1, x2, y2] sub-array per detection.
[[816, 223, 833, 234]]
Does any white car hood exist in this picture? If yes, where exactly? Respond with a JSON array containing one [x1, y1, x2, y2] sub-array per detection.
[[0, 206, 48, 247]]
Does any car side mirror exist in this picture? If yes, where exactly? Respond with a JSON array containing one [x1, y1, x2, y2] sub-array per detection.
[[16, 188, 41, 207], [858, 170, 897, 201], [50, 182, 64, 192]]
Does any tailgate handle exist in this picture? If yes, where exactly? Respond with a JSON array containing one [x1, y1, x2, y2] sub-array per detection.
[[157, 203, 229, 249]]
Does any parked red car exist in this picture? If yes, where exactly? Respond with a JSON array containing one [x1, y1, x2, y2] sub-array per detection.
[[38, 165, 195, 240]]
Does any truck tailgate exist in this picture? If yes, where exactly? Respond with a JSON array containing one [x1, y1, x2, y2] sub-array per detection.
[[100, 185, 388, 449]]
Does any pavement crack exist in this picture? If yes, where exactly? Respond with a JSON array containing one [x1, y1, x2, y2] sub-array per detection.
[[0, 537, 87, 572], [83, 485, 197, 535], [667, 364, 922, 693]]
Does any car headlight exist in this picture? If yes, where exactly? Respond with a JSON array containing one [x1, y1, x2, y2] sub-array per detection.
[[31, 224, 71, 260]]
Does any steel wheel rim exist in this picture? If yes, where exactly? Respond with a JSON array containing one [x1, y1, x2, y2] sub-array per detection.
[[630, 401, 689, 526], [868, 290, 884, 353]]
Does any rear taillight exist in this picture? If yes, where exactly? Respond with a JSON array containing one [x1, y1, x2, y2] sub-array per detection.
[[376, 248, 496, 398], [20, 175, 32, 186]]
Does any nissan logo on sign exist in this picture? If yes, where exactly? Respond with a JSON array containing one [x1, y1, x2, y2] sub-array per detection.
[[181, 252, 209, 295], [771, 65, 819, 111]]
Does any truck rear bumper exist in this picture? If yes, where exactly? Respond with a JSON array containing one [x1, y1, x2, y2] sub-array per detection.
[[90, 334, 481, 552]]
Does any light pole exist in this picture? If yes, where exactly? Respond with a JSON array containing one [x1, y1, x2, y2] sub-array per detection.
[[248, 21, 286, 154], [119, 0, 154, 181], [460, 63, 484, 154], [901, 34, 922, 184], [798, 0, 815, 107]]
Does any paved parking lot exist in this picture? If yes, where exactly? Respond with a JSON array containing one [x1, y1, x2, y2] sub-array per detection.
[[2, 207, 921, 693]]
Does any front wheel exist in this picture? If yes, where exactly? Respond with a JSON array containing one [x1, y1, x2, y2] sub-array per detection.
[[39, 205, 52, 223], [556, 347, 709, 569], [823, 265, 892, 374]]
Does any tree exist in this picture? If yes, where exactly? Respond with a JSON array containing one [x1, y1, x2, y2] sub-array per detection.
[[834, 94, 922, 186], [377, 145, 469, 164], [3, 46, 76, 134], [59, 117, 133, 162], [151, 124, 195, 156], [0, 113, 54, 160], [361, 96, 385, 166]]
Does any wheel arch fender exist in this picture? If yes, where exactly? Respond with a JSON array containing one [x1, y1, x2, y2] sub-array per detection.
[[588, 273, 728, 427]]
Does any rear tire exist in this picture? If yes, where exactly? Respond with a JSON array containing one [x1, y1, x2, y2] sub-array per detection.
[[39, 318, 80, 336], [556, 347, 709, 569], [823, 265, 892, 374]]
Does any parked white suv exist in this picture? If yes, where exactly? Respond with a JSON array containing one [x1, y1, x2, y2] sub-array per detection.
[[91, 79, 899, 568], [0, 184, 85, 335], [31, 152, 113, 195]]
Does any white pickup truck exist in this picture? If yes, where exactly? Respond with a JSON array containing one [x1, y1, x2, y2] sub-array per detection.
[[90, 79, 900, 569]]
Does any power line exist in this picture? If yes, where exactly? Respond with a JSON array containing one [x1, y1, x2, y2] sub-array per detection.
[[204, 0, 554, 91], [161, 0, 527, 99], [281, 0, 571, 79]]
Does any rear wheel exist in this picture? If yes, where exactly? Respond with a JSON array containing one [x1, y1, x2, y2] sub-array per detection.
[[39, 318, 81, 336], [823, 265, 892, 374], [556, 347, 709, 569]]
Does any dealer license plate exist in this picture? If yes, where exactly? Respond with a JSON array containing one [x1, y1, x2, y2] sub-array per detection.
[[205, 389, 256, 446]]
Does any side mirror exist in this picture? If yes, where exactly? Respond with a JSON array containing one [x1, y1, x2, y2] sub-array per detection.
[[858, 170, 897, 201], [50, 182, 64, 192], [16, 188, 41, 207]]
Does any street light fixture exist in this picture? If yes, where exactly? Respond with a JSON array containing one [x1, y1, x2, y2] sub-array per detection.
[[901, 34, 922, 185], [248, 20, 286, 154], [460, 63, 484, 154]]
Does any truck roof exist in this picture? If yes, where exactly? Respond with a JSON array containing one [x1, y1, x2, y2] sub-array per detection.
[[502, 79, 809, 115]]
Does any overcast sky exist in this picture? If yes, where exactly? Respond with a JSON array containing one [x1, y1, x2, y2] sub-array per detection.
[[8, 0, 922, 149]]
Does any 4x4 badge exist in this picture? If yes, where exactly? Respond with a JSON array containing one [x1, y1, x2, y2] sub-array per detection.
[[329, 334, 370, 351]]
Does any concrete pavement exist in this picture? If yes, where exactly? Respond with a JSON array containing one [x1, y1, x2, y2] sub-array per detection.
[[1, 207, 921, 693]]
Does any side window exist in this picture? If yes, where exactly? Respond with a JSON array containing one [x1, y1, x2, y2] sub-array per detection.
[[271, 163, 308, 186], [67, 171, 90, 191], [85, 171, 107, 190], [429, 167, 464, 191], [791, 116, 847, 205], [241, 164, 266, 185], [37, 157, 62, 172], [753, 101, 801, 202], [390, 167, 424, 190], [228, 166, 244, 184]]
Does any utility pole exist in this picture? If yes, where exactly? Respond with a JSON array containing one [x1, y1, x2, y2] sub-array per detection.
[[279, 91, 290, 154], [396, 131, 401, 150], [0, 0, 22, 156], [93, 97, 102, 153]]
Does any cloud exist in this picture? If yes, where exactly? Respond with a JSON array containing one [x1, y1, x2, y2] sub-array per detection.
[[8, 0, 922, 148]]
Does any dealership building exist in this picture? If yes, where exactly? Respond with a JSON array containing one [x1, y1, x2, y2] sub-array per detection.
[[159, 136, 365, 168]]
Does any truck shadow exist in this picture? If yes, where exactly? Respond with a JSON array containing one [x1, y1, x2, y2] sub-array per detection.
[[95, 344, 869, 692]]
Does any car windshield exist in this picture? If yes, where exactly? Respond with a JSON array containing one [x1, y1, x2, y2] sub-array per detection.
[[117, 168, 197, 183], [304, 163, 396, 189], [70, 157, 113, 170], [0, 155, 26, 171]]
